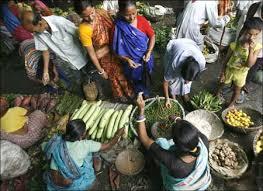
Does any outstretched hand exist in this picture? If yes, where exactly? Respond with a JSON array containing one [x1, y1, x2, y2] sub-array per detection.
[[136, 94, 145, 109]]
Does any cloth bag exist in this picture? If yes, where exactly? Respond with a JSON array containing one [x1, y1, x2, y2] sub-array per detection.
[[0, 140, 31, 180]]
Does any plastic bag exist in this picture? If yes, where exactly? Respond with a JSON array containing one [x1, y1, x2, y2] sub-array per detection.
[[0, 140, 31, 180], [208, 27, 236, 47], [203, 36, 219, 64]]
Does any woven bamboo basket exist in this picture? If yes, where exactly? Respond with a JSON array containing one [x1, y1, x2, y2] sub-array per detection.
[[253, 129, 263, 156], [129, 96, 185, 137], [115, 149, 145, 176], [209, 139, 248, 179], [184, 109, 224, 141], [221, 106, 262, 134]]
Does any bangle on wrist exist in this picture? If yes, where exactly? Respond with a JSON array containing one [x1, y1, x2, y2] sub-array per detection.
[[174, 117, 181, 121], [98, 69, 105, 75], [136, 118, 146, 123]]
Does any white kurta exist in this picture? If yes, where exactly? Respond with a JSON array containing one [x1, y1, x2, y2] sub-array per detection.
[[164, 39, 206, 96], [34, 15, 87, 70], [176, 0, 230, 48]]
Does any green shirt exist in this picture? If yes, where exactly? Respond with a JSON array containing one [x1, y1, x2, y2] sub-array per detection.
[[227, 42, 262, 72], [42, 140, 101, 170]]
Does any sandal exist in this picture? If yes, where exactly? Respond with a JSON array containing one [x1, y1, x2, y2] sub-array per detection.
[[236, 91, 245, 104]]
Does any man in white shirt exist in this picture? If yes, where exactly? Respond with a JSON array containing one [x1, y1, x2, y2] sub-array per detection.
[[30, 13, 87, 86], [176, 0, 230, 50]]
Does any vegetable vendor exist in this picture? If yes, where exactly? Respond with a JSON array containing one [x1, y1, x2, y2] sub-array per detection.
[[216, 17, 262, 107], [75, 0, 134, 103], [0, 102, 47, 149], [42, 119, 124, 190], [112, 0, 155, 98], [176, 0, 230, 50], [163, 38, 206, 109], [135, 94, 211, 191], [27, 12, 88, 91]]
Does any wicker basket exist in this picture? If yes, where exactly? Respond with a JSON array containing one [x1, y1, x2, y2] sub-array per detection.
[[83, 80, 98, 101], [253, 129, 263, 156], [115, 149, 145, 176], [209, 139, 248, 179], [184, 110, 224, 141], [129, 96, 185, 136], [221, 106, 263, 134]]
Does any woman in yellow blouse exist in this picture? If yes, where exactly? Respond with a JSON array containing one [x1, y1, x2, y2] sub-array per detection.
[[75, 0, 134, 103]]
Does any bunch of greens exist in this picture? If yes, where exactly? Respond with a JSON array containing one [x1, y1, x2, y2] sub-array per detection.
[[56, 91, 83, 115], [191, 90, 222, 112], [144, 99, 182, 127], [153, 26, 171, 51]]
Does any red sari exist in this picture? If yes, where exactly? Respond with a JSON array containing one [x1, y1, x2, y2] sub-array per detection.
[[91, 9, 134, 99]]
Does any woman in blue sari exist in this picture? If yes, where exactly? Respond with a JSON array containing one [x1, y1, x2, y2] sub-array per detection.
[[112, 0, 155, 97], [42, 119, 124, 190], [135, 94, 211, 190]]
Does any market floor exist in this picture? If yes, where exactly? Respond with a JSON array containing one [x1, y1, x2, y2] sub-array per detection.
[[1, 45, 262, 190]]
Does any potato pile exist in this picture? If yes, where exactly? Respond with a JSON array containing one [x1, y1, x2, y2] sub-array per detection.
[[256, 133, 263, 154], [211, 143, 238, 169], [226, 109, 254, 128]]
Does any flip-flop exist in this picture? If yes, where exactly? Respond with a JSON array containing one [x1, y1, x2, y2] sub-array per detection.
[[236, 91, 245, 104]]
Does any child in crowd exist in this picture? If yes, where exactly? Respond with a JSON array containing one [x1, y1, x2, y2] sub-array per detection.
[[216, 17, 263, 107]]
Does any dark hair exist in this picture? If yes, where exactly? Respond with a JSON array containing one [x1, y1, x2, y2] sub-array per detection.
[[73, 0, 93, 15], [32, 12, 42, 25], [181, 56, 200, 81], [172, 120, 200, 157], [62, 119, 86, 142], [118, 0, 136, 12], [243, 17, 263, 31]]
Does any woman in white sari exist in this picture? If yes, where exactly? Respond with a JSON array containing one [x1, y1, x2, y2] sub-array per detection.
[[163, 38, 206, 108]]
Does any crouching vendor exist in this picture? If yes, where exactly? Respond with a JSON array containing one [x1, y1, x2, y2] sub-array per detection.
[[0, 98, 47, 149], [135, 94, 211, 190], [42, 119, 124, 191]]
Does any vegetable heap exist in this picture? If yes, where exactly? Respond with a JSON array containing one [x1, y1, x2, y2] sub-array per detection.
[[71, 100, 133, 142], [144, 99, 182, 128], [51, 7, 74, 17], [56, 92, 83, 115], [153, 26, 171, 51], [225, 109, 254, 128], [256, 132, 263, 154], [211, 143, 238, 169], [191, 91, 222, 112], [202, 44, 215, 56], [226, 16, 238, 30]]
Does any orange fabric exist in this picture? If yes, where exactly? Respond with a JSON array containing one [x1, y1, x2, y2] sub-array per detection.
[[91, 9, 134, 98]]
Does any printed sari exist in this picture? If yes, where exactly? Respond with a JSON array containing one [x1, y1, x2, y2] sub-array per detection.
[[112, 18, 154, 96], [43, 135, 95, 191], [91, 9, 134, 99], [156, 138, 211, 191]]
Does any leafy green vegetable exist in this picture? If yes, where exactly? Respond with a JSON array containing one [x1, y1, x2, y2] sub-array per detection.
[[153, 26, 172, 51], [191, 90, 222, 112]]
